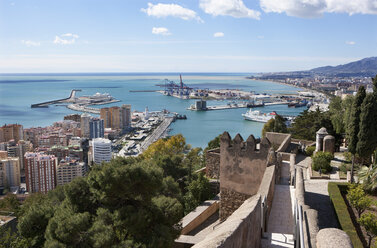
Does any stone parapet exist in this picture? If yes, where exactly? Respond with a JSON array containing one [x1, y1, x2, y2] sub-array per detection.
[[206, 148, 220, 179], [193, 194, 262, 248], [316, 228, 353, 248]]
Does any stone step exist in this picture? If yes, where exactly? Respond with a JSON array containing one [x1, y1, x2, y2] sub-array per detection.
[[261, 233, 294, 248]]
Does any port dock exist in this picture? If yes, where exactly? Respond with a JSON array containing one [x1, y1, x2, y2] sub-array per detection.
[[31, 89, 82, 108], [188, 101, 290, 111]]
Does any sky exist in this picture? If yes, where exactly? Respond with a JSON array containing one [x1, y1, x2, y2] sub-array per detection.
[[0, 0, 376, 73]]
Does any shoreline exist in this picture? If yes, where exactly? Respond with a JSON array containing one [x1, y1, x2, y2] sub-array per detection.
[[247, 78, 324, 96]]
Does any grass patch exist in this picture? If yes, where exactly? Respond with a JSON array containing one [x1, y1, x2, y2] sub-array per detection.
[[328, 182, 364, 248]]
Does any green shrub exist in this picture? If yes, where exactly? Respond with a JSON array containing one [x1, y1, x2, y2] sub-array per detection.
[[312, 151, 334, 173], [340, 163, 352, 174], [348, 184, 372, 218], [328, 182, 364, 248], [305, 146, 315, 156]]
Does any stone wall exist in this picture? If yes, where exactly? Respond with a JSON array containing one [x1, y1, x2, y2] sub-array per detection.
[[219, 187, 251, 221], [266, 132, 291, 152], [192, 194, 262, 248], [206, 148, 220, 179], [257, 165, 276, 231], [219, 132, 275, 220]]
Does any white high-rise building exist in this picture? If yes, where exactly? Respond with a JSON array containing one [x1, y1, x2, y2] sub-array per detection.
[[92, 138, 111, 164]]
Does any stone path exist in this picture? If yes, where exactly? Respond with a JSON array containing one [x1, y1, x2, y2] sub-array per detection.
[[267, 185, 294, 234], [304, 179, 342, 229], [262, 161, 295, 248]]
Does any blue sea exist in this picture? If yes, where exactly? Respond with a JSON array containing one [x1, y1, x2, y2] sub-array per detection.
[[0, 73, 306, 148]]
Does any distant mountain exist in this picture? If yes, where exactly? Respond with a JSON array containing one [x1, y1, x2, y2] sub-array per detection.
[[309, 57, 377, 77]]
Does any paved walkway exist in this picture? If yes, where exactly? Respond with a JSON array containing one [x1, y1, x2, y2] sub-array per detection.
[[267, 185, 294, 234], [304, 179, 342, 229]]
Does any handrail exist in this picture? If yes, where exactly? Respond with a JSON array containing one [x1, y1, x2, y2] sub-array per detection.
[[294, 200, 305, 248]]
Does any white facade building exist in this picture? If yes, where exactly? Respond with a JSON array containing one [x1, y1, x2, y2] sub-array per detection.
[[92, 138, 111, 164]]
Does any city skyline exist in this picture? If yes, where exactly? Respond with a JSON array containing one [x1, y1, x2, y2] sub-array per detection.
[[0, 0, 376, 73]]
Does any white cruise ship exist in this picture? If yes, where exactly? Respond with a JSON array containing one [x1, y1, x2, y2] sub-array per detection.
[[242, 109, 276, 123]]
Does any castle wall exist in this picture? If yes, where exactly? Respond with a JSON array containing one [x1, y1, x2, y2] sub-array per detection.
[[205, 148, 220, 179], [219, 132, 273, 220]]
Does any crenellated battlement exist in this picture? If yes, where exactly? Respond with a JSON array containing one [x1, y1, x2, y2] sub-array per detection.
[[219, 132, 279, 220]]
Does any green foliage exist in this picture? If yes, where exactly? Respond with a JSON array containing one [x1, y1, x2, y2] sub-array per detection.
[[359, 212, 377, 248], [305, 146, 315, 156], [142, 134, 189, 159], [348, 86, 366, 155], [357, 76, 377, 159], [328, 182, 364, 248], [0, 193, 20, 215], [348, 184, 372, 218], [262, 114, 288, 137], [184, 173, 214, 214], [206, 134, 221, 150], [329, 96, 346, 134], [312, 151, 334, 173], [17, 159, 184, 248], [343, 95, 355, 135], [358, 165, 377, 193], [289, 109, 336, 142], [14, 134, 216, 247]]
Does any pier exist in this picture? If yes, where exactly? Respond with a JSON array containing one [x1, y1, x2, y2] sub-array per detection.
[[188, 101, 290, 111], [67, 104, 100, 114], [31, 89, 82, 108]]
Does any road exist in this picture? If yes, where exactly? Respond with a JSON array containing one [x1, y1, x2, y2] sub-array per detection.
[[140, 117, 174, 152]]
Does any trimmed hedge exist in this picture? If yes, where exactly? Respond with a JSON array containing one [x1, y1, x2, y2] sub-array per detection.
[[328, 182, 364, 248]]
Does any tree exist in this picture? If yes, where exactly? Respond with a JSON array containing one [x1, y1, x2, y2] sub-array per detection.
[[348, 86, 366, 182], [289, 109, 333, 141], [262, 114, 288, 137], [142, 134, 188, 159], [348, 184, 372, 218], [359, 212, 377, 248], [183, 173, 214, 214], [312, 151, 333, 173], [358, 165, 377, 193], [357, 76, 377, 160], [329, 96, 345, 134], [0, 193, 20, 215], [206, 134, 221, 150]]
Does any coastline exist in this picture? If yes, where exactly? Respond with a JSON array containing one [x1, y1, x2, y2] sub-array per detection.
[[247, 78, 324, 96]]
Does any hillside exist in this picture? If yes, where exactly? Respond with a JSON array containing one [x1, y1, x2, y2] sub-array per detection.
[[310, 57, 377, 77]]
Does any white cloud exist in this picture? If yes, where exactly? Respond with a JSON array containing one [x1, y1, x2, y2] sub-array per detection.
[[54, 33, 79, 45], [61, 33, 79, 39], [21, 40, 40, 47], [214, 32, 225, 37], [257, 35, 264, 39], [346, 41, 356, 45], [152, 27, 171, 36], [199, 0, 261, 20], [141, 3, 203, 22], [260, 0, 377, 18]]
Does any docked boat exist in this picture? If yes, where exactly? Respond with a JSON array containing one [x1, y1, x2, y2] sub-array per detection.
[[242, 109, 276, 123]]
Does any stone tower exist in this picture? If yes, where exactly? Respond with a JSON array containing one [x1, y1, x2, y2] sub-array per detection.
[[219, 132, 277, 220]]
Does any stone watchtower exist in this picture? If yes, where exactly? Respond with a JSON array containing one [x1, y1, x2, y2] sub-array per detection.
[[315, 127, 328, 152], [315, 127, 335, 154], [219, 132, 278, 221]]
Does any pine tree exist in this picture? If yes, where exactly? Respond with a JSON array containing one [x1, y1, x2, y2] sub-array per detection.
[[357, 76, 377, 160], [348, 86, 366, 182]]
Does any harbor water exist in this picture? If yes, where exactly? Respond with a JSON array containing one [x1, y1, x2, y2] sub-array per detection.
[[0, 73, 306, 148]]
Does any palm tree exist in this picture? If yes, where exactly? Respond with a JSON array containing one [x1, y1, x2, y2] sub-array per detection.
[[358, 165, 377, 193]]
